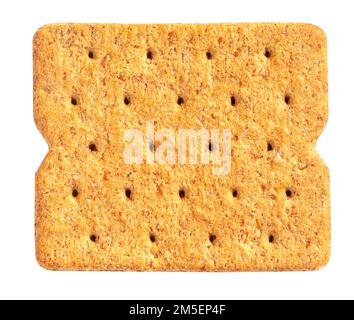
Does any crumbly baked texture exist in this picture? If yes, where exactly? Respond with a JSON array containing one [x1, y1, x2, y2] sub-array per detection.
[[34, 23, 330, 271]]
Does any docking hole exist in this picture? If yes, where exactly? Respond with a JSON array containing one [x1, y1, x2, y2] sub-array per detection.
[[89, 143, 97, 152], [232, 189, 238, 198], [125, 188, 132, 199], [147, 50, 153, 59], [267, 142, 274, 151], [179, 189, 186, 199], [265, 49, 272, 58], [285, 95, 291, 105], [208, 142, 213, 152], [209, 234, 217, 244], [71, 97, 78, 106], [150, 233, 156, 243], [88, 50, 95, 59], [286, 189, 293, 198], [124, 96, 130, 105], [177, 96, 184, 105]]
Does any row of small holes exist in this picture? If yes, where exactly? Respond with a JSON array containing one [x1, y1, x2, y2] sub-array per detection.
[[87, 141, 278, 154], [126, 188, 238, 199], [88, 48, 274, 61], [71, 94, 291, 108], [71, 95, 244, 107], [89, 233, 276, 244], [124, 188, 291, 199], [75, 188, 292, 200]]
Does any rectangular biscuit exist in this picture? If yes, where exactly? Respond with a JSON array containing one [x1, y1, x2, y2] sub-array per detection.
[[34, 23, 330, 271]]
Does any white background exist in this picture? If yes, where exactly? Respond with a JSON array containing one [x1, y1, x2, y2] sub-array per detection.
[[0, 0, 353, 300]]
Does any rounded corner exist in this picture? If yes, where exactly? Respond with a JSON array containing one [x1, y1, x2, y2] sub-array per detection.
[[33, 24, 48, 44], [33, 23, 58, 45], [310, 250, 331, 272], [35, 250, 56, 271], [318, 251, 331, 271], [304, 23, 328, 43]]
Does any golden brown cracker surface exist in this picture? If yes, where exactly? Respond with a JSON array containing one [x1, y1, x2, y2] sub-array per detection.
[[34, 23, 330, 271]]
